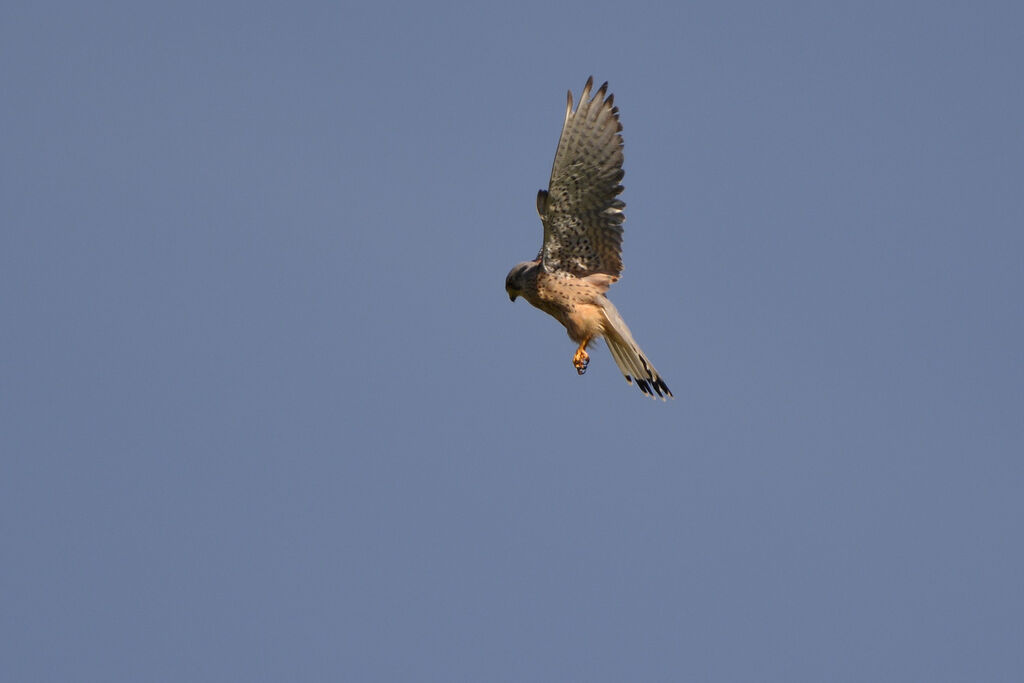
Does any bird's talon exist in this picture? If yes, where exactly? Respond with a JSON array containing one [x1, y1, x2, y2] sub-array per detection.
[[573, 349, 590, 375]]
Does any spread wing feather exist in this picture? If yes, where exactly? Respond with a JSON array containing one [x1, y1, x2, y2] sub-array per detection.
[[537, 77, 626, 279]]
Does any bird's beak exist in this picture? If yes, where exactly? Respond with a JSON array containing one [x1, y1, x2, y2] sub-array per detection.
[[508, 293, 517, 302]]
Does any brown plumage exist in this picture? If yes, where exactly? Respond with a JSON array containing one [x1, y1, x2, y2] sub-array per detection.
[[505, 77, 672, 400]]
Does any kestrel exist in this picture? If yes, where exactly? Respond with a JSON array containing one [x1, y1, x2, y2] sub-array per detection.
[[505, 77, 672, 400]]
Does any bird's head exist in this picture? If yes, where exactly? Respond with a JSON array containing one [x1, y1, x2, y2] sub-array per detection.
[[505, 262, 533, 302]]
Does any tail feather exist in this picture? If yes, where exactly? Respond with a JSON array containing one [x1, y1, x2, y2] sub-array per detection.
[[606, 335, 645, 385], [600, 299, 673, 401]]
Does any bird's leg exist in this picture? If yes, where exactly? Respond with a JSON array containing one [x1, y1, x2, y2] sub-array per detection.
[[573, 338, 591, 375]]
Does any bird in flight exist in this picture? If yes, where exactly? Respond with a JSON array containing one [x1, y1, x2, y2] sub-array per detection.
[[505, 77, 672, 400]]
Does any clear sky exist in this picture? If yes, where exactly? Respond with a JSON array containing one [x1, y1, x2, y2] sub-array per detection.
[[3, 1, 1022, 681]]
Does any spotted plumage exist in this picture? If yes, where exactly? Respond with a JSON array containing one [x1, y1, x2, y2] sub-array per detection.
[[505, 77, 672, 400]]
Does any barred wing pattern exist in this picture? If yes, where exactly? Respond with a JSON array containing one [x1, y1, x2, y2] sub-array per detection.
[[537, 77, 626, 279]]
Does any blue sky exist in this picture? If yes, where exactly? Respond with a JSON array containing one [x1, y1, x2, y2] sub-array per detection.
[[3, 1, 1022, 680]]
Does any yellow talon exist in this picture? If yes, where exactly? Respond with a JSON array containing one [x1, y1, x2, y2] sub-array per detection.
[[573, 340, 590, 375]]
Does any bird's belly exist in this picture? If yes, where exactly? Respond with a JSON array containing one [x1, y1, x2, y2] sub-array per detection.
[[563, 304, 606, 342], [526, 295, 605, 343]]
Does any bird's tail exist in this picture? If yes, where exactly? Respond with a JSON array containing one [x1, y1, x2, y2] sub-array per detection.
[[600, 298, 673, 400]]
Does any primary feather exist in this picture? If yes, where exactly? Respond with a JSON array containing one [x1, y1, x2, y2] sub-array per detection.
[[538, 77, 626, 279]]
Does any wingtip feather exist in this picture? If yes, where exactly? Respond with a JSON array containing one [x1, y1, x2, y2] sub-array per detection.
[[581, 76, 594, 103]]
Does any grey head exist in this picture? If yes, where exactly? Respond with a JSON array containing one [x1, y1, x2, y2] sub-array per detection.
[[505, 261, 536, 302]]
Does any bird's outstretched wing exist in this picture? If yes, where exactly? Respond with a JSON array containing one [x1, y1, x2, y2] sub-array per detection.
[[537, 77, 626, 279]]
